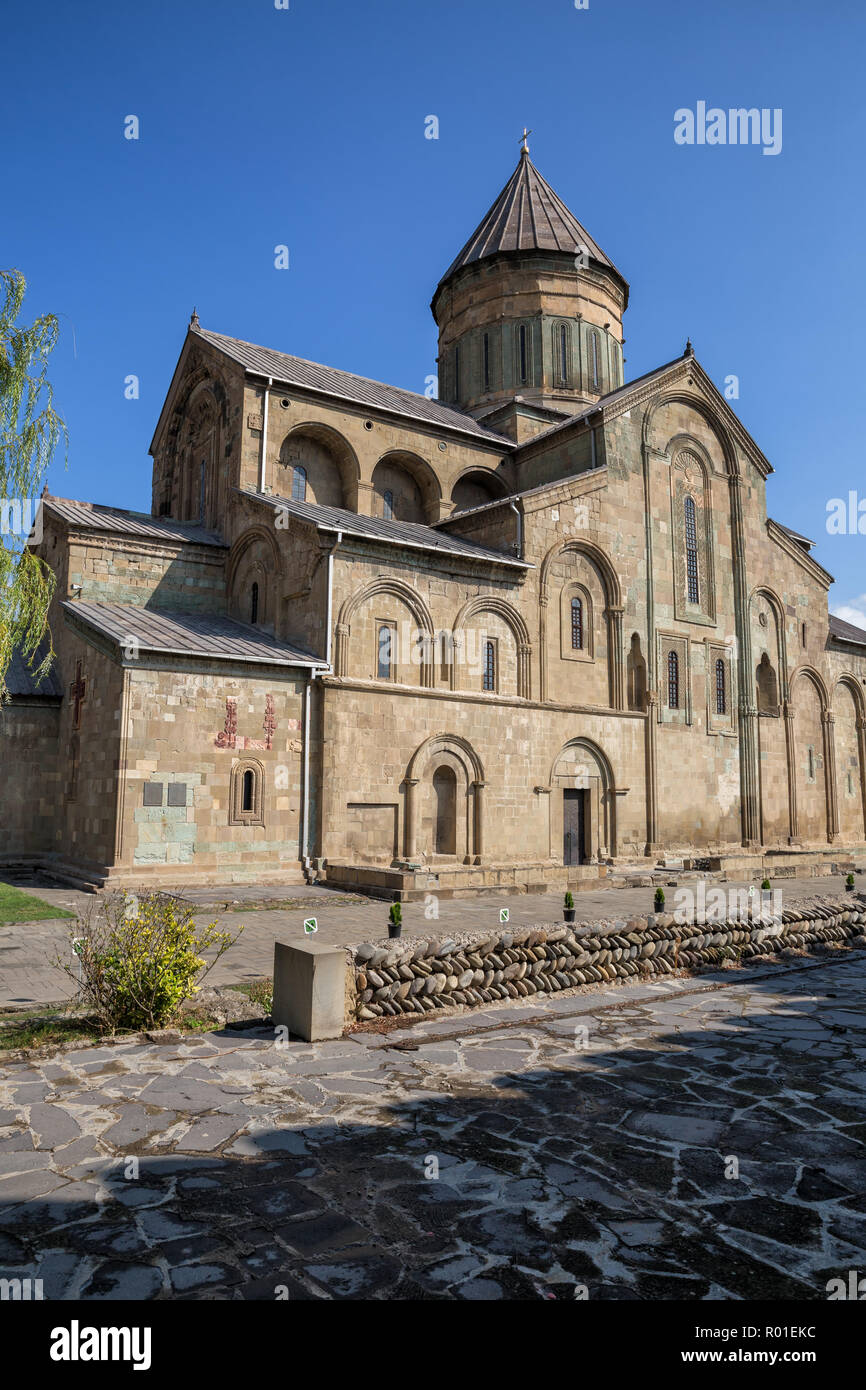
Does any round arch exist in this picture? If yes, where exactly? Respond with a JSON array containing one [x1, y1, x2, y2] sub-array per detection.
[[451, 594, 531, 698], [832, 673, 866, 719], [371, 449, 443, 523], [549, 737, 617, 861], [335, 577, 435, 686], [450, 467, 510, 513], [278, 421, 361, 510], [789, 664, 830, 711], [539, 539, 623, 707], [642, 389, 740, 478], [404, 733, 486, 864], [228, 527, 282, 632]]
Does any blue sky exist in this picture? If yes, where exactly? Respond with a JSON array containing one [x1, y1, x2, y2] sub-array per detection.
[[4, 0, 865, 618]]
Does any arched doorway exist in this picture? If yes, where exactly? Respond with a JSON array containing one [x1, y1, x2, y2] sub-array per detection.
[[433, 766, 457, 854], [549, 738, 616, 863], [403, 735, 485, 863]]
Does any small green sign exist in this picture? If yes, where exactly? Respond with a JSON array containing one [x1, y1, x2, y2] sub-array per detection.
[[303, 918, 318, 934], [499, 908, 509, 924]]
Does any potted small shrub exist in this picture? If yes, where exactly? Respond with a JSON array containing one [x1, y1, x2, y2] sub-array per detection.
[[846, 873, 856, 893], [654, 887, 665, 915], [388, 901, 403, 939], [761, 878, 771, 892], [563, 890, 576, 925]]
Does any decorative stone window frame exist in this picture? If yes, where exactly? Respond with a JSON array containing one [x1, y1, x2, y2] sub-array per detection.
[[229, 758, 265, 827], [706, 641, 736, 735], [609, 338, 622, 389], [553, 321, 572, 386], [587, 326, 603, 392], [376, 620, 397, 682], [560, 582, 594, 663], [670, 444, 716, 626], [481, 636, 498, 693], [514, 321, 532, 387], [656, 631, 692, 725]]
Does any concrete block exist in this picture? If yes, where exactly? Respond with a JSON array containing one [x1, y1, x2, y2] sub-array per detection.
[[272, 940, 346, 1043]]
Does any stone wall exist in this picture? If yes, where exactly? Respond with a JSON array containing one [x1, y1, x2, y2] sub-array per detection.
[[350, 900, 866, 1021], [0, 702, 61, 859]]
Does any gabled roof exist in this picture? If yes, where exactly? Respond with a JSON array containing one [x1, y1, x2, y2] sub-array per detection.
[[241, 491, 531, 570], [829, 613, 866, 647], [62, 602, 322, 668], [437, 149, 627, 293], [42, 495, 225, 547], [192, 328, 513, 447]]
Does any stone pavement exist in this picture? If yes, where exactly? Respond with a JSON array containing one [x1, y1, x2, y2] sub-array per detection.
[[1, 950, 865, 1299], [0, 873, 858, 1008]]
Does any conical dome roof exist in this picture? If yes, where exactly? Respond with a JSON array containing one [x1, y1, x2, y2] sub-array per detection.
[[437, 148, 626, 292]]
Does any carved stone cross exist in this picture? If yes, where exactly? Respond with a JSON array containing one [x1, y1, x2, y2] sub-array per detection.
[[69, 661, 87, 729]]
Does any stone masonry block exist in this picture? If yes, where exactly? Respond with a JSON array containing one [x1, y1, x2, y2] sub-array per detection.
[[272, 940, 346, 1043]]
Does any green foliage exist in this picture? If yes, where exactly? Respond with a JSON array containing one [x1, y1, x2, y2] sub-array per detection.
[[654, 887, 665, 911], [761, 879, 771, 891], [0, 269, 67, 700], [389, 901, 402, 926], [847, 873, 856, 887], [564, 890, 574, 910], [55, 893, 242, 1033]]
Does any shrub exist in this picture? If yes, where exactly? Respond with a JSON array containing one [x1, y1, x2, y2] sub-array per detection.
[[846, 873, 856, 888], [761, 879, 771, 891], [56, 893, 242, 1033], [389, 902, 402, 926], [564, 890, 574, 910], [654, 887, 665, 912]]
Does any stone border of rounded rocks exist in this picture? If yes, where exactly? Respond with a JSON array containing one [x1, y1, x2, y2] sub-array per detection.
[[351, 899, 866, 1020]]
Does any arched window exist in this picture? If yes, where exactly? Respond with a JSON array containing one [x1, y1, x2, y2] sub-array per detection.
[[483, 639, 496, 692], [377, 625, 393, 680], [229, 759, 264, 826], [590, 330, 600, 389], [801, 622, 807, 648], [715, 658, 726, 715], [483, 332, 490, 390], [571, 596, 583, 650], [684, 495, 699, 603], [519, 324, 528, 384], [383, 489, 394, 520], [559, 324, 568, 382], [668, 650, 680, 709], [292, 465, 307, 502], [250, 582, 259, 625]]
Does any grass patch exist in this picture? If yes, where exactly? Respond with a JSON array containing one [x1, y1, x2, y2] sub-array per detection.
[[0, 881, 76, 924], [0, 1016, 103, 1051], [233, 978, 273, 1013], [0, 1009, 224, 1053]]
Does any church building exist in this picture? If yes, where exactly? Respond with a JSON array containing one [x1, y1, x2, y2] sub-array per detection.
[[4, 143, 866, 893]]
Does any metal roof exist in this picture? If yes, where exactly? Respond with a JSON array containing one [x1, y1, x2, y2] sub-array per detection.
[[194, 329, 513, 446], [774, 520, 815, 552], [5, 636, 63, 699], [243, 490, 531, 569], [42, 495, 226, 547], [438, 150, 627, 289], [62, 602, 323, 668], [829, 613, 866, 647]]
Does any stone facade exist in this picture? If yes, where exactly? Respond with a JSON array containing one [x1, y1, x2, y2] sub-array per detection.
[[3, 150, 866, 890]]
